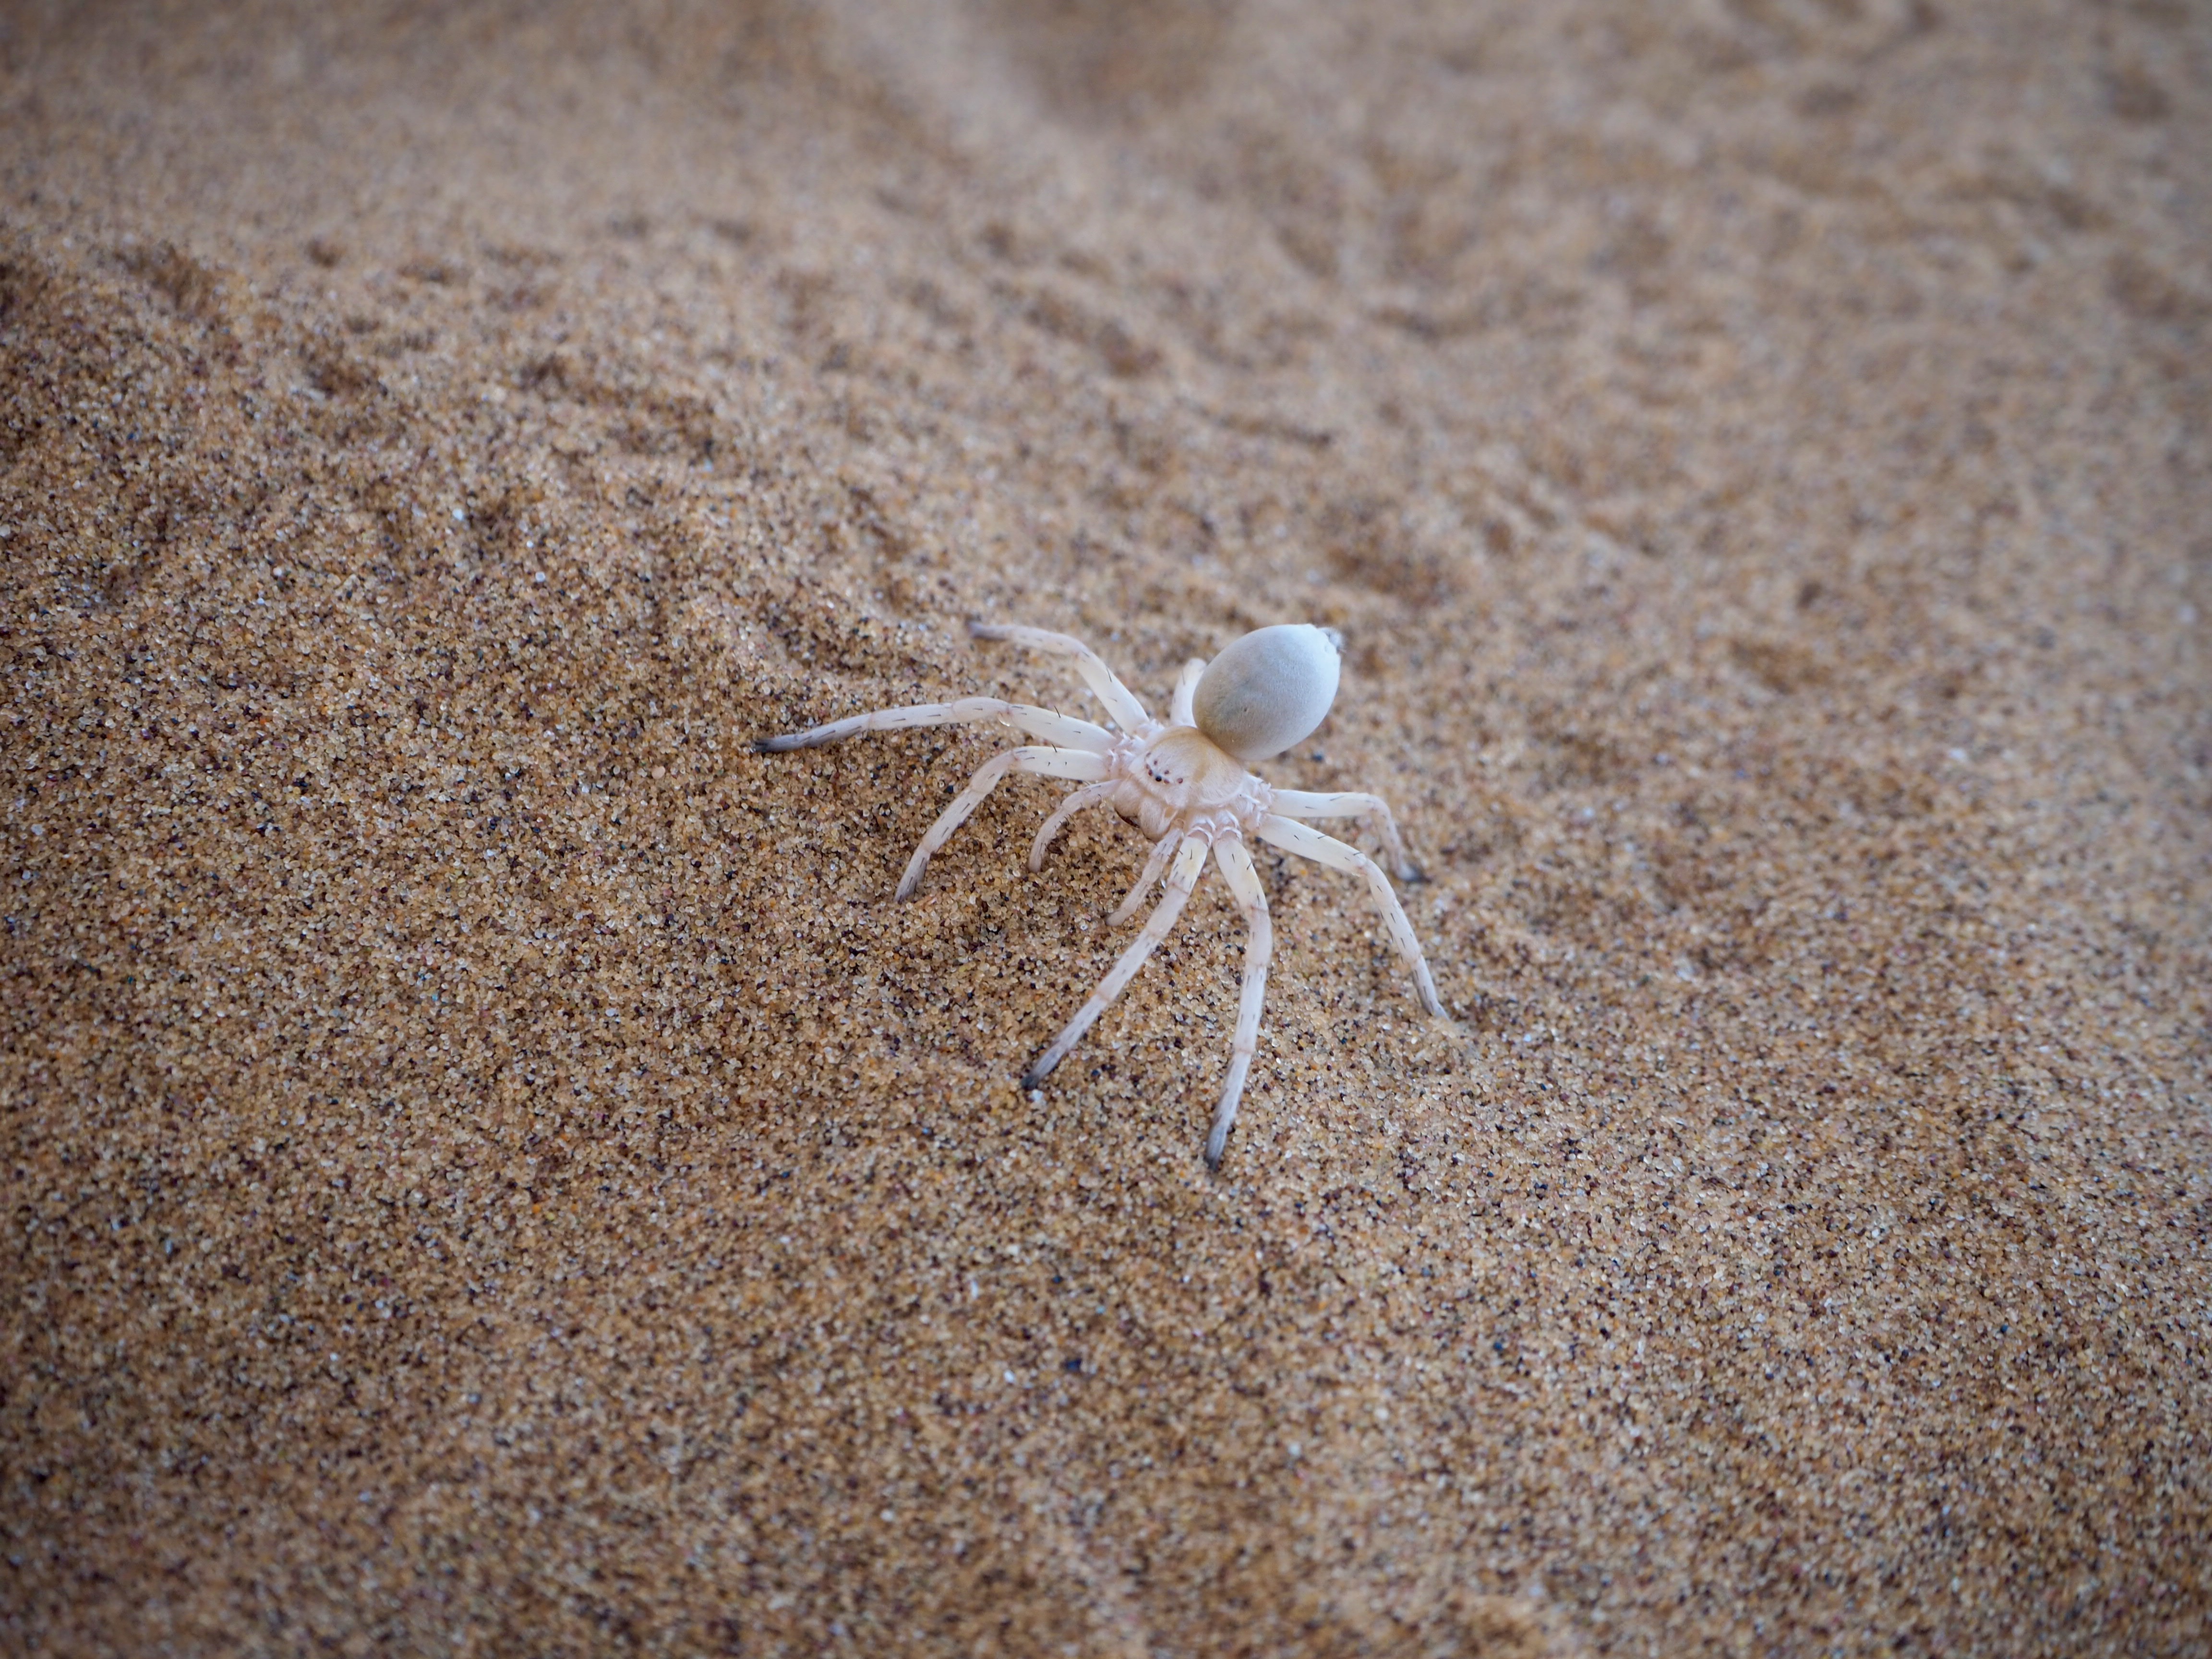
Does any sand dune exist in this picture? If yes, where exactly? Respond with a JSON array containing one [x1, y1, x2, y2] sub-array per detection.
[[3, 2, 2207, 1652]]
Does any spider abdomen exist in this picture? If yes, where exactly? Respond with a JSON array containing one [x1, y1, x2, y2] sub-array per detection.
[[1191, 623, 1342, 761]]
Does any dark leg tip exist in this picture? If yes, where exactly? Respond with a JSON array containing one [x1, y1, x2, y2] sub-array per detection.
[[1019, 1071, 1044, 1092]]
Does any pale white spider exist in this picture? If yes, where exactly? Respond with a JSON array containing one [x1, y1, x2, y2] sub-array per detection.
[[754, 622, 1444, 1166]]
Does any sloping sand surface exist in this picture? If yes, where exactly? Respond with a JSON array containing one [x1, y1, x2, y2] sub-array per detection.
[[4, 2, 2208, 1653]]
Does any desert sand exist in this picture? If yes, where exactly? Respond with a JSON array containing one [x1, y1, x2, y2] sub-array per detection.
[[3, 1, 2208, 1654]]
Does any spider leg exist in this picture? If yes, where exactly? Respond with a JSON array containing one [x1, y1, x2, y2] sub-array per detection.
[[1169, 658, 1204, 728], [1030, 780, 1117, 872], [968, 623, 1152, 732], [1022, 837, 1209, 1089], [1108, 830, 1181, 926], [1255, 814, 1444, 1016], [898, 746, 1107, 899], [1266, 788, 1417, 880], [1206, 839, 1274, 1170], [755, 696, 1112, 755]]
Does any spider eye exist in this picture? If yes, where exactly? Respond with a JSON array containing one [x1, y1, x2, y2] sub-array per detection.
[[1192, 624, 1341, 761]]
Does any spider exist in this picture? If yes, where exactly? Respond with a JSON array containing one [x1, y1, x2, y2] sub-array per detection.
[[754, 621, 1444, 1167]]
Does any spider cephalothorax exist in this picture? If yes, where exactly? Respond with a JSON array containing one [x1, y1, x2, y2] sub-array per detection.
[[756, 621, 1443, 1166]]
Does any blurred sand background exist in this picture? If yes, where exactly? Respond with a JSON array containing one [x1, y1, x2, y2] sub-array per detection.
[[3, 1, 2209, 1653]]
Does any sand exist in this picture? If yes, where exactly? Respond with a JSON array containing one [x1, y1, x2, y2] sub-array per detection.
[[3, 1, 2208, 1653]]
